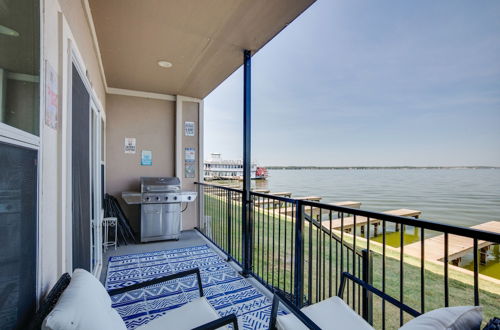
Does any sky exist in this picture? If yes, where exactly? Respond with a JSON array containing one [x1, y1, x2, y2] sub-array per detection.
[[204, 1, 500, 167]]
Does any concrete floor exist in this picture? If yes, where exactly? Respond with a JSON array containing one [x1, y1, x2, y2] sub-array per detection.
[[100, 230, 217, 283]]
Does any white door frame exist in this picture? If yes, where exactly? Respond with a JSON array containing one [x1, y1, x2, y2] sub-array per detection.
[[66, 41, 104, 276]]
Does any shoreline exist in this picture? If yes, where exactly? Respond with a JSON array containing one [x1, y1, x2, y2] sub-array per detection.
[[266, 166, 500, 170]]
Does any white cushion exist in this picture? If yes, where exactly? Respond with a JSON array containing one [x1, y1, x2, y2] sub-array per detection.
[[399, 306, 483, 330], [137, 296, 229, 330], [277, 296, 374, 330], [42, 269, 126, 330]]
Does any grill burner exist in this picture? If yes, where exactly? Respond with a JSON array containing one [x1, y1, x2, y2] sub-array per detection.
[[122, 177, 197, 242]]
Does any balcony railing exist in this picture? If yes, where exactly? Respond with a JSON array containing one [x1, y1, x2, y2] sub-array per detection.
[[195, 182, 500, 329]]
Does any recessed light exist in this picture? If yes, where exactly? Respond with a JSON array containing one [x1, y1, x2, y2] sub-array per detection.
[[0, 25, 19, 37], [158, 60, 173, 68]]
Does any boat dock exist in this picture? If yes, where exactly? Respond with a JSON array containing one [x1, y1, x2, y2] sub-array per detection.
[[322, 208, 422, 234], [330, 201, 362, 209], [277, 200, 362, 217], [404, 221, 500, 264]]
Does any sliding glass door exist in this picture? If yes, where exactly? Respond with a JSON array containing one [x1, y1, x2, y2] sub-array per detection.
[[71, 63, 103, 275], [0, 0, 40, 328]]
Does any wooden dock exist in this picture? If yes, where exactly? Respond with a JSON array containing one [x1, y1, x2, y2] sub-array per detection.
[[404, 221, 500, 264], [271, 192, 292, 198], [253, 192, 293, 207], [330, 201, 362, 209], [278, 201, 363, 217], [322, 208, 422, 233], [295, 196, 322, 202]]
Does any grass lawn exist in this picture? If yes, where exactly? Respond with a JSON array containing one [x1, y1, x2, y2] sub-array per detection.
[[201, 192, 500, 329]]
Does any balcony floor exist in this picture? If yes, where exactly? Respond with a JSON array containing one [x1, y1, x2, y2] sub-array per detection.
[[101, 230, 277, 329]]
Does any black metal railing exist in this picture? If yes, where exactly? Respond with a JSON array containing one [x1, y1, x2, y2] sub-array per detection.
[[195, 182, 500, 329]]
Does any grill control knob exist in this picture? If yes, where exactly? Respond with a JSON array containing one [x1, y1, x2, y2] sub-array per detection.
[[145, 197, 150, 201], [174, 196, 178, 201], [188, 196, 192, 200], [165, 196, 169, 201], [156, 196, 160, 201]]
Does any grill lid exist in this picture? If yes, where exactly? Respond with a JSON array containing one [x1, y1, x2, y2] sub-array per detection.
[[141, 177, 181, 192]]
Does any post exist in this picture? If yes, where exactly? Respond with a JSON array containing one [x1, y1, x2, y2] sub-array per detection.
[[241, 49, 252, 277], [227, 190, 232, 261], [293, 200, 304, 307], [362, 249, 373, 324]]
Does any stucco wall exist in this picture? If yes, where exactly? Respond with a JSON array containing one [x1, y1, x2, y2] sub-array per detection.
[[105, 94, 176, 231], [181, 101, 201, 230], [39, 0, 106, 296]]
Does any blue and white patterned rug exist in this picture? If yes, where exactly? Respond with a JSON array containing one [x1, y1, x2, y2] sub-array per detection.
[[105, 245, 279, 329]]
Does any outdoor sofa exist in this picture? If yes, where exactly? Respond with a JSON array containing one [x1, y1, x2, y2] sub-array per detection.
[[30, 268, 238, 330]]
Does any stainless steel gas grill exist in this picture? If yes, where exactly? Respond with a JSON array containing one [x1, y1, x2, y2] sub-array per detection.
[[122, 177, 197, 242]]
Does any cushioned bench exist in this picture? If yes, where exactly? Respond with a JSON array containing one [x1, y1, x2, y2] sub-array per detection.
[[30, 268, 238, 330], [270, 272, 483, 330]]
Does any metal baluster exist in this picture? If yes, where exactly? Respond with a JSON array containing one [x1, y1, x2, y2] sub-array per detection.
[[382, 220, 386, 330], [335, 240, 339, 294], [261, 196, 265, 279], [473, 239, 479, 306], [308, 205, 313, 305], [340, 212, 344, 298], [329, 210, 333, 298], [272, 197, 276, 288], [400, 224, 404, 327], [322, 210, 326, 301], [420, 227, 425, 313], [444, 233, 449, 307], [353, 214, 357, 306], [227, 190, 232, 261], [267, 197, 270, 285], [278, 201, 282, 290], [283, 201, 288, 291], [294, 200, 304, 307], [316, 213, 320, 303], [290, 201, 295, 296]]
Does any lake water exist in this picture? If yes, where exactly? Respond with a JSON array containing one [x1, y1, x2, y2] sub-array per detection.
[[257, 169, 500, 227], [252, 169, 500, 278]]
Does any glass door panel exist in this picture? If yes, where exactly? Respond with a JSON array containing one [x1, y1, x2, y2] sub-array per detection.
[[0, 142, 37, 329]]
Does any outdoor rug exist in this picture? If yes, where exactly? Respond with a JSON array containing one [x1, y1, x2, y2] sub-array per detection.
[[105, 244, 281, 329]]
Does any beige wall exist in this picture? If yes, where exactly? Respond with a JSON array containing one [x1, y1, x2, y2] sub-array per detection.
[[181, 101, 201, 230], [106, 94, 175, 231], [39, 0, 107, 296], [57, 0, 106, 104]]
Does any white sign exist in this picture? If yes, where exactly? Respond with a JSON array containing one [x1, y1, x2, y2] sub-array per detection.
[[45, 61, 58, 130], [124, 138, 136, 154], [141, 150, 152, 166], [185, 147, 196, 162], [184, 121, 195, 136]]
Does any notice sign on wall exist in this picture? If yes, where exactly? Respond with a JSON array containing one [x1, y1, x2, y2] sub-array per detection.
[[184, 121, 195, 136], [141, 150, 152, 166], [124, 137, 136, 154], [185, 147, 195, 162], [184, 147, 195, 178], [45, 61, 58, 130]]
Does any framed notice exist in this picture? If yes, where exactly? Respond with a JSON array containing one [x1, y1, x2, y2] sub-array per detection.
[[185, 147, 195, 162], [141, 150, 152, 166], [45, 61, 58, 129], [124, 137, 136, 154], [185, 163, 195, 178], [184, 121, 195, 136]]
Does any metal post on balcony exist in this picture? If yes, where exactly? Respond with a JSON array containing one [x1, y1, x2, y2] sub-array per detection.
[[293, 200, 305, 307], [241, 49, 252, 277], [362, 249, 373, 325], [227, 190, 232, 261]]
